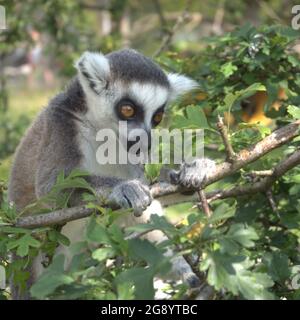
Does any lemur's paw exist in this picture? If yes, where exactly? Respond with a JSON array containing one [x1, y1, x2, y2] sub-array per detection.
[[109, 180, 152, 217], [170, 158, 216, 189]]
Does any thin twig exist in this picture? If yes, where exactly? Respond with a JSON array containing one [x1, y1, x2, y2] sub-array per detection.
[[265, 189, 279, 217], [197, 190, 211, 217], [124, 229, 155, 240], [217, 115, 236, 162], [152, 0, 191, 58]]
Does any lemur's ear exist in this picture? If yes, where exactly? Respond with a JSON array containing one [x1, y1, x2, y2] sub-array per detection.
[[75, 51, 110, 95], [167, 73, 199, 101]]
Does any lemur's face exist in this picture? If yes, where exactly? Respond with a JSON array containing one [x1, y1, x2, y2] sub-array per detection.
[[76, 49, 198, 152], [112, 82, 168, 151]]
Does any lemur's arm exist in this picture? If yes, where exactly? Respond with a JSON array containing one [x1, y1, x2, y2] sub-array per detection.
[[35, 158, 152, 217]]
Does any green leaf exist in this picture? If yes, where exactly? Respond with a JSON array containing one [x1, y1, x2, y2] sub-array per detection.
[[92, 247, 115, 261], [288, 55, 300, 67], [128, 238, 163, 267], [281, 211, 300, 229], [52, 177, 95, 195], [108, 223, 124, 244], [209, 202, 236, 223], [115, 267, 155, 300], [225, 223, 259, 248], [0, 226, 31, 234], [144, 164, 163, 182], [256, 125, 271, 138], [150, 214, 178, 235], [201, 251, 274, 299], [126, 214, 178, 237], [276, 26, 300, 41], [67, 169, 91, 179], [263, 252, 290, 282], [222, 83, 265, 114], [7, 234, 41, 257], [287, 105, 300, 119], [127, 238, 171, 280], [108, 223, 128, 253], [30, 255, 74, 299], [235, 271, 274, 300], [85, 217, 111, 244], [221, 62, 238, 78], [219, 238, 240, 254], [171, 105, 209, 129], [48, 230, 70, 246], [265, 81, 279, 110], [235, 23, 255, 39], [116, 281, 135, 300], [125, 223, 155, 233], [0, 201, 18, 222]]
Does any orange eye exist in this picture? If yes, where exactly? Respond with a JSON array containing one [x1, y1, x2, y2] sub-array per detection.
[[153, 112, 163, 124], [120, 105, 135, 118]]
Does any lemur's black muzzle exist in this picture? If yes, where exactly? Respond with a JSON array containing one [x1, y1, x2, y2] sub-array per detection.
[[127, 129, 151, 154]]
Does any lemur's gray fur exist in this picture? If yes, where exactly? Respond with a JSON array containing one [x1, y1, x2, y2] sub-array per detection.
[[8, 49, 215, 299]]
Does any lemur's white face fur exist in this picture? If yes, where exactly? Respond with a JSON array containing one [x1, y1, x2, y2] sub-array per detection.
[[75, 49, 198, 150]]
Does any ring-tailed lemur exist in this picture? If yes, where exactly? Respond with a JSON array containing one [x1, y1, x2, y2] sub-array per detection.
[[8, 49, 216, 299]]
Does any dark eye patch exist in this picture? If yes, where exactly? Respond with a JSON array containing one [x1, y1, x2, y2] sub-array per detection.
[[152, 104, 166, 126]]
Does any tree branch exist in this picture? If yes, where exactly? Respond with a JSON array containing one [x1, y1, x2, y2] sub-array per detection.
[[15, 206, 94, 228], [206, 148, 300, 202], [151, 120, 300, 198], [14, 120, 300, 228]]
